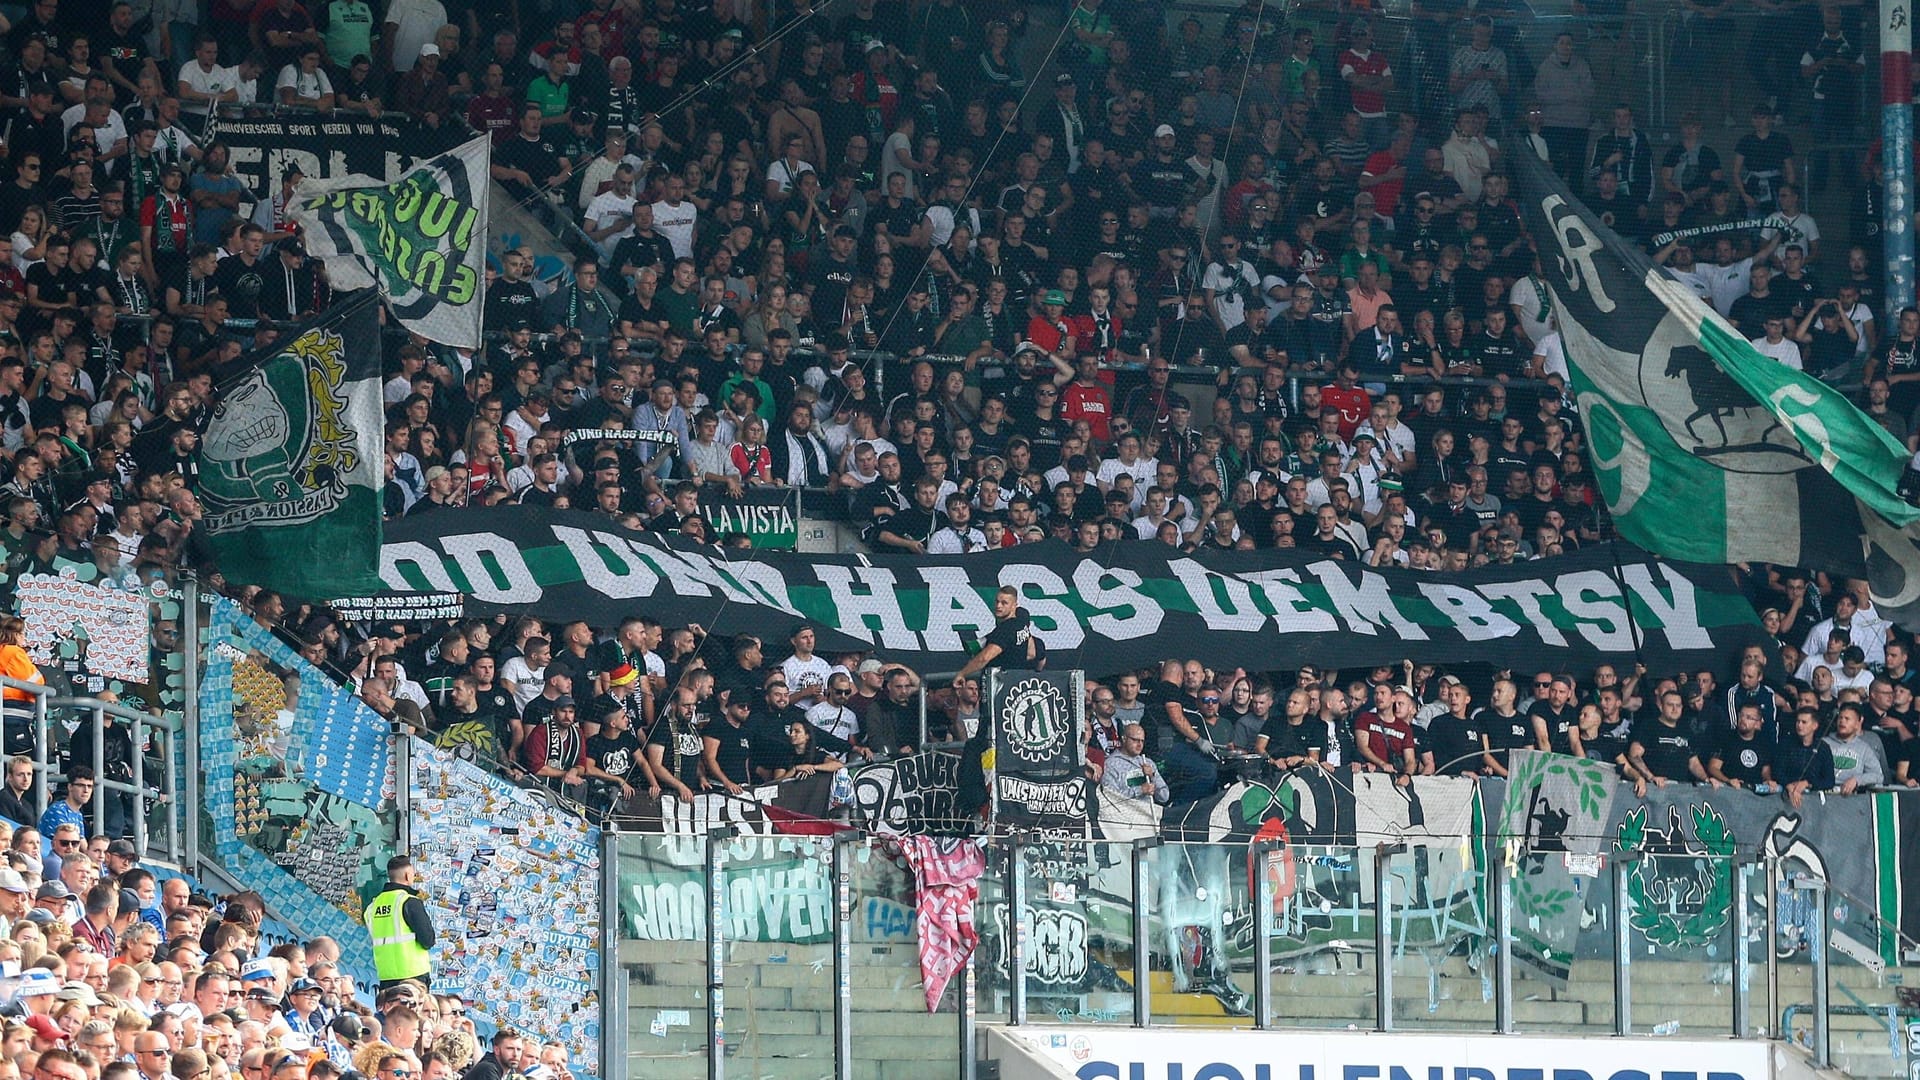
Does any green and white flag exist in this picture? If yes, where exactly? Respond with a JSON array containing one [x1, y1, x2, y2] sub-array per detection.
[[1513, 152, 1920, 624], [289, 134, 489, 349], [197, 293, 385, 600]]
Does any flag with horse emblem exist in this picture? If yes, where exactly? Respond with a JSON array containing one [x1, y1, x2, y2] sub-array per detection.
[[1512, 151, 1920, 628], [198, 292, 385, 599]]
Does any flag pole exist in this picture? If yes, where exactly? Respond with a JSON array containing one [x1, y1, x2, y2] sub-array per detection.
[[1604, 539, 1651, 686], [1882, 0, 1913, 318]]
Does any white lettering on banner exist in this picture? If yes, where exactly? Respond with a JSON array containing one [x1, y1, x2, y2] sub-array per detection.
[[1073, 562, 1164, 639], [1767, 384, 1841, 472], [1476, 580, 1569, 647], [1418, 584, 1522, 640], [1619, 564, 1712, 649], [1543, 195, 1618, 314], [1554, 570, 1634, 651], [381, 540, 461, 593], [999, 565, 1086, 650], [655, 548, 762, 605], [1314, 562, 1430, 639], [813, 565, 919, 649], [990, 907, 1088, 986], [551, 525, 662, 599], [721, 559, 802, 612], [440, 532, 543, 604], [1169, 560, 1267, 631], [919, 567, 998, 651], [1243, 568, 1341, 634], [628, 880, 706, 940], [1012, 1027, 1768, 1080]]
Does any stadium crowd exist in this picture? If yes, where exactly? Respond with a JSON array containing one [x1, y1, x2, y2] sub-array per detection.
[[0, 0, 1905, 1054], [0, 810, 565, 1080], [0, 0, 1896, 1070]]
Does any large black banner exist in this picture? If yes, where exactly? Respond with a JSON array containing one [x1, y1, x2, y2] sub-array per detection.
[[378, 508, 1767, 678], [213, 115, 464, 210]]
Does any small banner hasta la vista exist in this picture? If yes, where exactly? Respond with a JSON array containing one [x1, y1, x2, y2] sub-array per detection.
[[198, 292, 385, 600], [289, 134, 489, 349]]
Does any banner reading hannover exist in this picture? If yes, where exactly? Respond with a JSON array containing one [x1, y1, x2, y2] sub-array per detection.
[[199, 293, 385, 599], [290, 135, 489, 349], [379, 507, 1765, 678], [1512, 151, 1920, 627]]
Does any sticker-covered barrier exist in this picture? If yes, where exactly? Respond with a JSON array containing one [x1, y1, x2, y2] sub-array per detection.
[[196, 595, 394, 985], [408, 739, 603, 1074]]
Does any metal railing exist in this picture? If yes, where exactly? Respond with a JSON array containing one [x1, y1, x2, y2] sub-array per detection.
[[53, 696, 185, 865], [0, 673, 50, 814]]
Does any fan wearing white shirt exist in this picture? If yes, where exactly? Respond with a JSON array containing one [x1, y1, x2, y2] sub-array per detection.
[[927, 495, 988, 553], [584, 165, 639, 257], [1095, 434, 1156, 492], [1749, 315, 1804, 371], [650, 174, 699, 259]]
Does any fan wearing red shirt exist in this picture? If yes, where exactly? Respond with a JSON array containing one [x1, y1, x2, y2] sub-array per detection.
[[1318, 360, 1373, 441], [1026, 288, 1073, 356], [1338, 23, 1394, 141], [1058, 355, 1113, 442], [1359, 129, 1413, 221], [1356, 684, 1417, 777], [1065, 284, 1124, 363]]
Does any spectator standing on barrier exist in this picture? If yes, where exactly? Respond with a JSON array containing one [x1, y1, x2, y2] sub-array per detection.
[[364, 855, 434, 991]]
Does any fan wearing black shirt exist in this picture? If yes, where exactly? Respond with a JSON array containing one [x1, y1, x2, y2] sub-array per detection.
[[584, 702, 646, 807], [213, 225, 269, 320], [646, 687, 708, 801], [1257, 688, 1328, 768], [951, 586, 1044, 688], [1472, 677, 1532, 776], [875, 476, 945, 554], [701, 696, 757, 794], [1707, 704, 1773, 790], [492, 104, 570, 201], [1628, 690, 1711, 793], [1422, 676, 1486, 776], [1527, 674, 1581, 756]]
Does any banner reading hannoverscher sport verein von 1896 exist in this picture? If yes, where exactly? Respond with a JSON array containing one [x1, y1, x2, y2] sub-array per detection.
[[378, 507, 1766, 679]]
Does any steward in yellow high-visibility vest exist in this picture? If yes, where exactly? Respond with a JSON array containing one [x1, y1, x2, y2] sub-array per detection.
[[364, 855, 435, 989]]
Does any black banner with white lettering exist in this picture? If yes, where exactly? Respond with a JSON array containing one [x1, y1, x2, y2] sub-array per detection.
[[213, 115, 465, 210], [378, 508, 1767, 679]]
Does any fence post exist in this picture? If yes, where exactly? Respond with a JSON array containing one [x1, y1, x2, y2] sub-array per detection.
[[1765, 855, 1780, 1040], [832, 831, 855, 1080], [1007, 839, 1027, 1026], [1250, 839, 1275, 1030], [1796, 875, 1829, 1067], [1492, 841, 1513, 1035], [1131, 837, 1157, 1028], [181, 575, 200, 870], [1613, 851, 1636, 1037], [706, 827, 731, 1080], [90, 703, 106, 837], [392, 725, 414, 854], [1732, 855, 1751, 1039], [1375, 842, 1406, 1033], [957, 936, 976, 1080], [599, 825, 626, 1080], [130, 712, 147, 854]]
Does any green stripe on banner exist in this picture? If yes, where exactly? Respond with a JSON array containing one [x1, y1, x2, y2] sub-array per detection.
[[1876, 793, 1900, 965]]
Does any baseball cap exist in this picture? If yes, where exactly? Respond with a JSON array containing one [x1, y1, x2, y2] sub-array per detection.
[[289, 978, 322, 994], [856, 659, 884, 674], [423, 465, 449, 484], [240, 959, 276, 982], [1153, 123, 1176, 138], [0, 869, 28, 894], [16, 969, 59, 997], [36, 881, 71, 902], [57, 982, 103, 1006], [119, 888, 142, 913], [245, 987, 279, 1002], [1437, 674, 1464, 688], [419, 42, 440, 57], [108, 838, 138, 858], [551, 694, 576, 710], [1042, 289, 1067, 306], [24, 1014, 61, 1042], [863, 38, 885, 52], [332, 1015, 369, 1043], [1054, 72, 1074, 85]]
